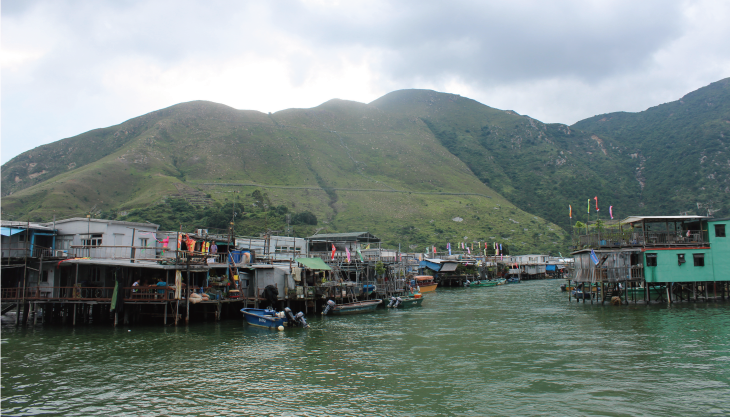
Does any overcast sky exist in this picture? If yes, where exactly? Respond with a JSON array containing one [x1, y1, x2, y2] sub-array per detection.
[[2, 0, 729, 163]]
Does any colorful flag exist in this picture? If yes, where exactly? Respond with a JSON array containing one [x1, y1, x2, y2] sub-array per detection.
[[346, 247, 351, 263], [569, 204, 572, 219], [433, 246, 437, 254], [594, 196, 599, 211], [609, 206, 614, 219], [467, 247, 471, 255], [357, 247, 364, 262], [331, 244, 336, 260], [587, 199, 590, 214], [448, 243, 451, 256], [590, 249, 599, 265]]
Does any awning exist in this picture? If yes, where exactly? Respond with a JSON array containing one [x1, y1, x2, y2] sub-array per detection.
[[295, 257, 332, 270], [1, 227, 25, 236]]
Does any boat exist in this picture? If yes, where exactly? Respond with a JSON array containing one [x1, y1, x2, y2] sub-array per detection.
[[487, 278, 506, 286], [241, 307, 309, 328], [467, 279, 497, 287], [571, 289, 593, 300], [384, 293, 424, 308], [506, 277, 520, 284], [625, 285, 666, 300], [240, 308, 287, 329], [560, 282, 575, 292], [414, 276, 438, 292], [322, 299, 383, 315]]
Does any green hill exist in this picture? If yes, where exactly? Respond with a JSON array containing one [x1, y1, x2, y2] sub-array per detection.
[[572, 77, 730, 217], [1, 99, 568, 254], [4, 79, 728, 253], [370, 90, 643, 230]]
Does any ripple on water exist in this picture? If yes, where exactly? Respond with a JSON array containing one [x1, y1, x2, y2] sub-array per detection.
[[2, 281, 730, 416]]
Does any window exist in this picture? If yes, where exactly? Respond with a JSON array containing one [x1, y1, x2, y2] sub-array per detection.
[[18, 234, 25, 242], [693, 253, 705, 267], [41, 270, 49, 282], [715, 224, 726, 238], [677, 254, 686, 266], [82, 234, 103, 247], [140, 238, 149, 247], [646, 253, 657, 267]]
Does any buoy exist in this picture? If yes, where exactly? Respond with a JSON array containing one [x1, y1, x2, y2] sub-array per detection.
[[277, 325, 285, 331], [128, 330, 131, 332]]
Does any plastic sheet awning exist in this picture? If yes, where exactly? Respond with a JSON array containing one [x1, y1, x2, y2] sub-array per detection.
[[1, 227, 26, 236], [295, 257, 332, 270]]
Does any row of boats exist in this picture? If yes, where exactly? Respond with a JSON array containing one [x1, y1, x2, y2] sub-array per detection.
[[465, 277, 520, 287], [240, 274, 522, 329]]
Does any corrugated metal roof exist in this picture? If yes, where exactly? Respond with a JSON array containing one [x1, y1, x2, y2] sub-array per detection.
[[622, 215, 708, 224], [306, 232, 380, 242]]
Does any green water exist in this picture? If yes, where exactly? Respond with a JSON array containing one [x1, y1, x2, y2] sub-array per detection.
[[2, 281, 729, 416]]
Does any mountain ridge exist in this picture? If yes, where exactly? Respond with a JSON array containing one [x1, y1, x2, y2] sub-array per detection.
[[3, 79, 729, 253]]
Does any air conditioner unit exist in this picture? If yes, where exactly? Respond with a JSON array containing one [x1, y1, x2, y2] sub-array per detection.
[[55, 250, 68, 258]]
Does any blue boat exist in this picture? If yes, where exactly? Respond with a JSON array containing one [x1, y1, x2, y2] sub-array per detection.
[[240, 308, 287, 329]]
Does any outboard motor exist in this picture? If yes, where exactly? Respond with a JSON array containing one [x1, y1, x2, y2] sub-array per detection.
[[295, 311, 309, 328], [322, 299, 336, 315], [394, 297, 402, 308], [387, 296, 397, 308], [284, 307, 296, 326], [465, 279, 471, 287], [284, 307, 309, 327]]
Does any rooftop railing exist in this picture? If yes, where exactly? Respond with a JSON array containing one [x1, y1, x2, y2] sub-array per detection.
[[576, 230, 708, 248]]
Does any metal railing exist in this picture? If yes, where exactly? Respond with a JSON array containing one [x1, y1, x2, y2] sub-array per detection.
[[577, 231, 708, 248], [1, 244, 55, 258], [0, 285, 199, 302]]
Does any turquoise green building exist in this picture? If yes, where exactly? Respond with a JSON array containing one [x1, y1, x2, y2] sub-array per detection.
[[571, 216, 729, 302]]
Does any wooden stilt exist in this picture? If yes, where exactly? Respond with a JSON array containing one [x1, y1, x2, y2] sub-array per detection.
[[73, 303, 77, 325]]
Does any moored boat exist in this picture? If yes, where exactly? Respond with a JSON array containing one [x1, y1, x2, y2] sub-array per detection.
[[322, 299, 383, 315], [240, 308, 287, 329], [384, 293, 424, 308], [467, 279, 497, 287], [241, 307, 309, 329], [414, 275, 438, 292]]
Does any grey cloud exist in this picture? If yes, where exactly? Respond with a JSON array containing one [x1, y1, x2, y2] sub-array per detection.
[[274, 0, 686, 85]]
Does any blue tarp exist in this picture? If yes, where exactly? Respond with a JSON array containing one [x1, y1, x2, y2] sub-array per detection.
[[1, 227, 25, 236], [419, 259, 442, 272], [546, 265, 557, 271]]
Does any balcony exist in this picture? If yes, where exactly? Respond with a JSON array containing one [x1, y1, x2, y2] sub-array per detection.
[[576, 230, 708, 249]]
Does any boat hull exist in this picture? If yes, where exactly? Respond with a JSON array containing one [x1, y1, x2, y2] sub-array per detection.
[[384, 296, 424, 308], [240, 308, 287, 329], [469, 280, 496, 287], [331, 300, 383, 314], [418, 283, 438, 292]]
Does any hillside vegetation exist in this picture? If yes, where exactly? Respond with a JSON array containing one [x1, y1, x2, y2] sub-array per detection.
[[3, 78, 728, 253], [2, 99, 568, 254]]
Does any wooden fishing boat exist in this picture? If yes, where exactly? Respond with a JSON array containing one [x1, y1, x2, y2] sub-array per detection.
[[414, 276, 438, 292], [240, 308, 287, 329], [506, 277, 521, 284], [323, 299, 383, 315]]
